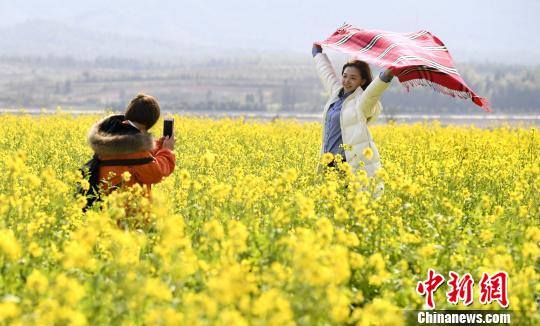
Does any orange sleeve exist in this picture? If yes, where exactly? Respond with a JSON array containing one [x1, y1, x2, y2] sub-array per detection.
[[150, 139, 164, 156], [132, 149, 176, 185]]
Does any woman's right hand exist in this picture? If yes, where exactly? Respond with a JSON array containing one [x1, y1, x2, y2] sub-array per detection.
[[162, 135, 175, 151], [312, 43, 323, 57], [382, 68, 394, 79]]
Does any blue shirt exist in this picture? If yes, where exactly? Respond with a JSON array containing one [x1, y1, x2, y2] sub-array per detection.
[[323, 90, 352, 158]]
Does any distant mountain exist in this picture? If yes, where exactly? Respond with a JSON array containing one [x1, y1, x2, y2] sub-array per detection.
[[0, 19, 212, 59], [1, 1, 539, 64]]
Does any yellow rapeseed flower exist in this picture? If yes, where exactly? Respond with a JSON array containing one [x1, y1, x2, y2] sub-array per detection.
[[350, 252, 366, 269], [320, 152, 334, 165], [0, 229, 21, 261], [363, 147, 374, 160], [143, 278, 173, 302], [28, 241, 43, 258], [203, 220, 225, 240], [27, 270, 49, 294], [53, 274, 86, 305]]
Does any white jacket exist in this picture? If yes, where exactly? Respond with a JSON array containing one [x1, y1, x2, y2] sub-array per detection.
[[314, 53, 390, 177]]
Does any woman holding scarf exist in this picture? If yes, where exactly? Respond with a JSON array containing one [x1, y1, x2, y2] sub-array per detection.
[[312, 44, 393, 181]]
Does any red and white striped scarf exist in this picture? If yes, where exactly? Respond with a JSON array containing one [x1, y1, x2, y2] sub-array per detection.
[[317, 24, 490, 112]]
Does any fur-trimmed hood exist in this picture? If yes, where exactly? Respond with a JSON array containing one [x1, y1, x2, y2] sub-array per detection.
[[88, 115, 155, 156]]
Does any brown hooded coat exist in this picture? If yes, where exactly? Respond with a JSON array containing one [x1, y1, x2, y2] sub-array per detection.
[[87, 115, 175, 195]]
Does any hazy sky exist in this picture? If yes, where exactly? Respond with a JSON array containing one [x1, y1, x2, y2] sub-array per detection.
[[2, 0, 539, 63]]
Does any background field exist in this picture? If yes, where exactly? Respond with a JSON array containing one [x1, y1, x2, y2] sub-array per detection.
[[1, 55, 539, 117]]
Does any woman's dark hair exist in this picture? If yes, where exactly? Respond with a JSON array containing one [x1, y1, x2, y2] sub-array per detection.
[[124, 93, 161, 130], [341, 60, 373, 90]]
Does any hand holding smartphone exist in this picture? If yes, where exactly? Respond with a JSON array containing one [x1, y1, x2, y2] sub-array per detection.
[[163, 118, 174, 137]]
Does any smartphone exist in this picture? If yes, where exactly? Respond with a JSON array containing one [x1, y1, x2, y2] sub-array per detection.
[[163, 118, 174, 137]]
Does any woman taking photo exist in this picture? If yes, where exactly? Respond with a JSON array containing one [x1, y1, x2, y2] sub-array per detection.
[[312, 44, 393, 178], [87, 94, 176, 197]]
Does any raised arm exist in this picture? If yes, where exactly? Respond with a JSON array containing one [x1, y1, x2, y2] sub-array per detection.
[[312, 44, 341, 94], [133, 149, 176, 185], [359, 69, 394, 123], [137, 135, 176, 184]]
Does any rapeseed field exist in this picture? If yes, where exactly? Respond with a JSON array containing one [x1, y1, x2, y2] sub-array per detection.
[[0, 114, 538, 325]]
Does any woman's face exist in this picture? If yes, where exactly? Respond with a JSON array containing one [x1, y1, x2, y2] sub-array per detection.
[[342, 66, 366, 93]]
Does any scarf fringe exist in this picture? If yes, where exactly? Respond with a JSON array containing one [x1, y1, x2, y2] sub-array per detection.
[[401, 78, 472, 100], [401, 78, 492, 112]]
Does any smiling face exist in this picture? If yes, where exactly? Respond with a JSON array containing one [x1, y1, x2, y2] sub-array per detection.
[[342, 66, 366, 93]]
